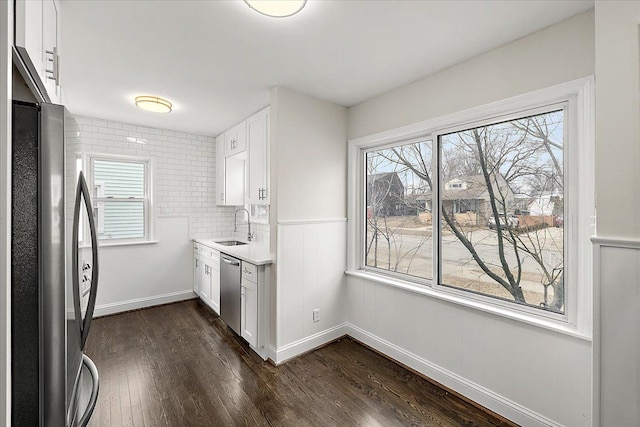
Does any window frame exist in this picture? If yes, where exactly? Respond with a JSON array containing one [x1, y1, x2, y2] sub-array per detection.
[[84, 153, 155, 246], [347, 77, 594, 338]]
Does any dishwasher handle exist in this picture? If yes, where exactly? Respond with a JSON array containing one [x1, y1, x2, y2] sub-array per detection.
[[221, 255, 240, 266]]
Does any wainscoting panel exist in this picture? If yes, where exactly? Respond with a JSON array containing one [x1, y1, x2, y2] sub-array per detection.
[[276, 219, 347, 356], [593, 238, 640, 427]]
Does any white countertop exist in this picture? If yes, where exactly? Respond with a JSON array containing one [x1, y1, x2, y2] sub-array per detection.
[[194, 238, 274, 265]]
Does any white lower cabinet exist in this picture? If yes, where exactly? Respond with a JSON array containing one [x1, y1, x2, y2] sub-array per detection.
[[193, 243, 220, 315], [193, 245, 202, 297], [205, 253, 220, 314], [194, 242, 269, 359], [199, 258, 211, 302], [241, 262, 259, 348]]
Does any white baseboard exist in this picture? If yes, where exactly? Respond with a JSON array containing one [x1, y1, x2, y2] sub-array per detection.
[[275, 323, 348, 364], [345, 323, 563, 427], [93, 290, 196, 317]]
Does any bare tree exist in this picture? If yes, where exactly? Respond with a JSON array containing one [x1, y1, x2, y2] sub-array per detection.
[[365, 144, 433, 279], [377, 110, 565, 312]]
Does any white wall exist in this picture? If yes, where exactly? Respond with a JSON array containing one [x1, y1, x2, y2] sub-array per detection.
[[272, 87, 348, 222], [594, 2, 640, 239], [0, 0, 11, 423], [348, 10, 595, 140], [345, 10, 595, 427], [269, 87, 349, 362], [594, 2, 640, 426], [67, 116, 237, 314]]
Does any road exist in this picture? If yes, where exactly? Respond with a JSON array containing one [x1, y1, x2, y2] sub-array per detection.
[[366, 226, 564, 307]]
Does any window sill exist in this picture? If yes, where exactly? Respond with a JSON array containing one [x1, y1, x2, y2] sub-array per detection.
[[96, 240, 159, 248], [344, 269, 592, 342]]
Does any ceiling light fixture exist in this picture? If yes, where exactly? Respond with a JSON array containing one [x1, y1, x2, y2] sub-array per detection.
[[135, 96, 173, 113], [244, 0, 307, 18]]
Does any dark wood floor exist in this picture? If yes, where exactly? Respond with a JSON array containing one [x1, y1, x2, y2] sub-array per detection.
[[85, 299, 517, 427]]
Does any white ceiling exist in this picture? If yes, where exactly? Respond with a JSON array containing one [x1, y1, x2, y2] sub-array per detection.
[[60, 0, 594, 137]]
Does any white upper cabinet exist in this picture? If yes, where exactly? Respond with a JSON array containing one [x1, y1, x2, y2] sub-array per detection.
[[42, 0, 59, 101], [247, 107, 270, 205], [215, 135, 226, 206], [14, 0, 61, 103], [217, 131, 245, 207], [224, 122, 247, 157], [216, 106, 270, 207]]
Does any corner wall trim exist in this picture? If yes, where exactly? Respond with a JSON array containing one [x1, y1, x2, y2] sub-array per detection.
[[344, 323, 564, 427], [590, 235, 640, 249], [93, 290, 196, 317], [275, 323, 348, 364]]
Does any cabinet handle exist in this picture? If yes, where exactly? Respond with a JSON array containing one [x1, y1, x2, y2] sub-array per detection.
[[45, 47, 59, 86], [195, 259, 199, 268]]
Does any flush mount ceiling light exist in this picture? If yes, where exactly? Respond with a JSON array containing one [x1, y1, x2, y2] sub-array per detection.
[[243, 0, 307, 18], [135, 96, 172, 113]]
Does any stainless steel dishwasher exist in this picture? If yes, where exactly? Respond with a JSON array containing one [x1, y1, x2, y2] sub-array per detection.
[[220, 253, 241, 334]]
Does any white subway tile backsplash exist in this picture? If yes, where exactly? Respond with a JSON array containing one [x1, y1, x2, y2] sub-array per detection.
[[72, 115, 241, 240]]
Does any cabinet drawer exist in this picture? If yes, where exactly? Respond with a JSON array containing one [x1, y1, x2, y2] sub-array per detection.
[[242, 262, 257, 284], [201, 246, 219, 261]]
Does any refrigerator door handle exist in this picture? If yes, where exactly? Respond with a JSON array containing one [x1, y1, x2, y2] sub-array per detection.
[[76, 354, 100, 427], [72, 171, 100, 351]]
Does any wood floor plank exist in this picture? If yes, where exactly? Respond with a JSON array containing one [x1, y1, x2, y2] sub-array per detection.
[[85, 300, 518, 427]]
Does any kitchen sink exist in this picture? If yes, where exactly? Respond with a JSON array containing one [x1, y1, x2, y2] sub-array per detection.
[[216, 240, 248, 246]]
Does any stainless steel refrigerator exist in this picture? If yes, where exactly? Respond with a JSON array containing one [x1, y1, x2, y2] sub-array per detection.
[[11, 101, 100, 426]]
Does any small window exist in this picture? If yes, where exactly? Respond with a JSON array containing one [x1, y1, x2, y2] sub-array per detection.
[[87, 155, 152, 243]]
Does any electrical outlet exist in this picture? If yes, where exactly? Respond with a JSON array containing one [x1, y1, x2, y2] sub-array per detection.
[[313, 308, 320, 323], [160, 203, 168, 215]]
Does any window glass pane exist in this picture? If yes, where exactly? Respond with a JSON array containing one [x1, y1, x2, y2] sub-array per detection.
[[365, 140, 433, 280], [439, 110, 564, 313], [94, 200, 145, 240], [93, 159, 145, 198]]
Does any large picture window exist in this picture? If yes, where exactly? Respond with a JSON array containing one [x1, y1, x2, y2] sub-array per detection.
[[352, 79, 594, 327], [438, 110, 565, 313], [88, 155, 152, 243]]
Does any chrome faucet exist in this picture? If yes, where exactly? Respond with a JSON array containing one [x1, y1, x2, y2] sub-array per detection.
[[234, 208, 254, 242]]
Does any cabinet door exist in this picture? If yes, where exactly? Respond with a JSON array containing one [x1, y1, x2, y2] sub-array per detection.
[[225, 153, 245, 206], [224, 123, 247, 157], [247, 107, 270, 205], [42, 0, 59, 103], [241, 279, 258, 348], [215, 135, 226, 205], [209, 257, 220, 315], [15, 0, 60, 103], [14, 1, 43, 87], [193, 254, 202, 297], [200, 261, 211, 302]]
